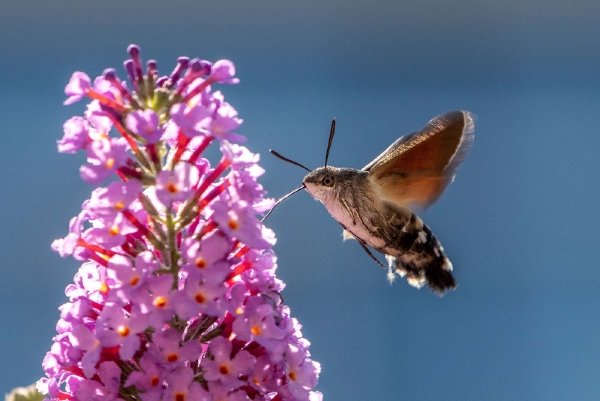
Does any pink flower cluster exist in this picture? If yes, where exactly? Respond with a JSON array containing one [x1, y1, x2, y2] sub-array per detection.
[[38, 45, 322, 401]]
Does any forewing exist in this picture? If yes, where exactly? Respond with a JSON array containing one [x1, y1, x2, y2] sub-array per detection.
[[365, 110, 475, 209]]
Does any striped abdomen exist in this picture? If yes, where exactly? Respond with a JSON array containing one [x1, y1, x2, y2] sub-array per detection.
[[356, 200, 456, 294]]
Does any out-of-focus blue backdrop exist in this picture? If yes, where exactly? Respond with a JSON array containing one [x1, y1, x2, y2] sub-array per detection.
[[2, 1, 600, 400]]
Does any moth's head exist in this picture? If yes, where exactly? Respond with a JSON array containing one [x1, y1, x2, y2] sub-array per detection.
[[263, 118, 339, 220], [303, 166, 341, 201]]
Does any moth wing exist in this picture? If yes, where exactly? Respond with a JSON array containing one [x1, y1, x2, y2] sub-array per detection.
[[362, 133, 414, 171], [364, 110, 475, 209]]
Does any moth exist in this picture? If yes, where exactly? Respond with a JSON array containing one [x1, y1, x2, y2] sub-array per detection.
[[266, 111, 475, 295]]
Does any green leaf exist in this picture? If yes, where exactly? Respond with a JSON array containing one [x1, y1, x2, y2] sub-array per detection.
[[5, 384, 45, 401]]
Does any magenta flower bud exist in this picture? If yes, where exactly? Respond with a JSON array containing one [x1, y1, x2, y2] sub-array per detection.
[[177, 59, 213, 95], [103, 68, 137, 106], [156, 75, 168, 87], [146, 59, 157, 77], [128, 44, 143, 80], [102, 68, 118, 81], [167, 56, 190, 87], [198, 60, 213, 75], [127, 43, 141, 59], [123, 59, 137, 90], [127, 44, 140, 58]]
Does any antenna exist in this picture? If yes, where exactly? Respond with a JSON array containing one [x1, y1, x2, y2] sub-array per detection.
[[264, 117, 336, 222], [269, 150, 311, 172], [324, 118, 336, 168]]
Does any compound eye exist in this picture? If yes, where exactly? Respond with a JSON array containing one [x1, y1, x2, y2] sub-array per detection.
[[321, 175, 334, 187]]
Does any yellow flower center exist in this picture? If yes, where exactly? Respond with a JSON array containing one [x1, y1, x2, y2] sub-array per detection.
[[228, 219, 239, 230], [154, 296, 167, 308], [117, 326, 130, 337], [166, 182, 178, 194], [195, 293, 206, 304], [187, 97, 199, 109]]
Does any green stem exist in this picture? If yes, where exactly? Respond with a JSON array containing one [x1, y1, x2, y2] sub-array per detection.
[[166, 209, 179, 280]]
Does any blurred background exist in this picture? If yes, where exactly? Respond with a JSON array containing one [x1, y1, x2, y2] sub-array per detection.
[[1, 0, 600, 400]]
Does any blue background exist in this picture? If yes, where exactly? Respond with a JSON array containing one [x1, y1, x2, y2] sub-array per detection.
[[2, 1, 600, 400]]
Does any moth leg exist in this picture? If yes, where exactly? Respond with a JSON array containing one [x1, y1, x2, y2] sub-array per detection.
[[344, 193, 376, 236], [357, 240, 387, 269], [338, 223, 386, 269], [340, 198, 359, 227], [346, 193, 381, 238]]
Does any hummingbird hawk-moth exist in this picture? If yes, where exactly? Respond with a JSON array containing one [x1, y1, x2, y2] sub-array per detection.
[[266, 111, 475, 295]]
